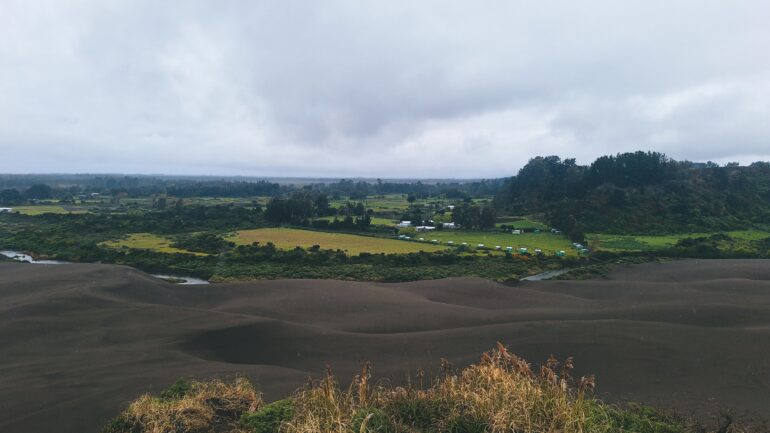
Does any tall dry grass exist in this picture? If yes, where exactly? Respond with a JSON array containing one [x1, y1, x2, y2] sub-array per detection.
[[105, 344, 752, 433], [104, 377, 261, 433], [284, 343, 604, 433]]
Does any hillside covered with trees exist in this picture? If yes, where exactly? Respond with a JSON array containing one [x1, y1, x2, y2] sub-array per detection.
[[494, 152, 770, 239]]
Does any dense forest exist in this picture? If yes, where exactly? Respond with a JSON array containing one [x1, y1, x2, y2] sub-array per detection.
[[494, 152, 770, 238]]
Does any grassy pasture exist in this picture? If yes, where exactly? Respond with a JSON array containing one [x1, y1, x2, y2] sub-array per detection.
[[411, 229, 576, 256], [363, 195, 411, 210], [101, 233, 206, 255], [587, 229, 770, 252], [495, 216, 549, 229], [13, 205, 87, 215], [315, 216, 396, 227], [184, 196, 272, 206], [230, 228, 446, 254]]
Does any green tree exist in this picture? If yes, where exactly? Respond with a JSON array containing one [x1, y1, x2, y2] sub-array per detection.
[[25, 184, 53, 199], [0, 189, 23, 205]]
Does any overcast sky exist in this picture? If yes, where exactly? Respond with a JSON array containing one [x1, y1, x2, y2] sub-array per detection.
[[1, 1, 769, 178]]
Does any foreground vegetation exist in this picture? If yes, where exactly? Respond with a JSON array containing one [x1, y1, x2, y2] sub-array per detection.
[[104, 345, 748, 433]]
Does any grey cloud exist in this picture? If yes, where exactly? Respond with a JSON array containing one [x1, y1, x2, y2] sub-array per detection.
[[1, 0, 769, 177]]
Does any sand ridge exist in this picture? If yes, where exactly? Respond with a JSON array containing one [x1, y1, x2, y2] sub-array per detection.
[[1, 260, 770, 432]]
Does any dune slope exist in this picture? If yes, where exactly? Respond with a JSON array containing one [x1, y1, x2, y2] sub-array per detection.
[[1, 259, 769, 432]]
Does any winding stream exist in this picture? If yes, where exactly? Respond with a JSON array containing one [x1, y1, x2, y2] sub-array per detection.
[[521, 268, 572, 281], [1, 250, 70, 265], [1, 250, 209, 284]]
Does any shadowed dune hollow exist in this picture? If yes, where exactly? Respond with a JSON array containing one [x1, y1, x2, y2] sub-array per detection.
[[1, 259, 770, 432]]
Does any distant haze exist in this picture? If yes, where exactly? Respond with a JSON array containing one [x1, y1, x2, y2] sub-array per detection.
[[2, 1, 769, 178]]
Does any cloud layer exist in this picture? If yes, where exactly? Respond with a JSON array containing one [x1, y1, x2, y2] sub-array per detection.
[[1, 0, 769, 177]]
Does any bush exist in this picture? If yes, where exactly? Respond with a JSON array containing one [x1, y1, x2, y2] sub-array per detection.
[[241, 398, 294, 433], [387, 396, 445, 430], [159, 378, 192, 401], [240, 398, 295, 433], [349, 408, 395, 433], [101, 377, 261, 433], [605, 404, 688, 433], [444, 414, 488, 433]]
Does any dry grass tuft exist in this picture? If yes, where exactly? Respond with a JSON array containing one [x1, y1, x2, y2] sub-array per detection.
[[104, 377, 261, 433], [283, 343, 612, 433]]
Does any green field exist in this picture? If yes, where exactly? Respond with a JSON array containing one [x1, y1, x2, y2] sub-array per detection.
[[185, 196, 271, 206], [587, 230, 770, 252], [101, 233, 206, 255], [230, 228, 446, 254], [331, 194, 468, 215], [407, 229, 575, 256], [327, 195, 412, 215], [315, 216, 396, 227], [13, 205, 88, 215], [495, 216, 549, 229], [363, 195, 411, 211]]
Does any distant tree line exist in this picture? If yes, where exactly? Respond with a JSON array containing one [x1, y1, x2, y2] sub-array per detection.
[[0, 175, 503, 202], [0, 204, 264, 234], [1, 184, 54, 205], [264, 192, 373, 229]]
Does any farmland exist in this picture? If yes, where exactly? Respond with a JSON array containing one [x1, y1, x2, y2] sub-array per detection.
[[495, 216, 549, 229], [315, 215, 396, 227], [406, 229, 576, 256], [101, 233, 206, 255], [587, 229, 770, 252], [12, 205, 88, 215], [229, 227, 446, 254]]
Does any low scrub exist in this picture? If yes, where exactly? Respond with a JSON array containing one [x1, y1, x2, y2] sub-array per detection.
[[104, 345, 748, 433], [103, 377, 260, 433]]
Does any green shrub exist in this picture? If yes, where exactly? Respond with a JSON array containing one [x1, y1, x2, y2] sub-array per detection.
[[240, 398, 295, 433], [349, 408, 395, 433], [159, 378, 192, 401], [605, 404, 687, 433], [444, 414, 488, 433], [387, 396, 445, 430]]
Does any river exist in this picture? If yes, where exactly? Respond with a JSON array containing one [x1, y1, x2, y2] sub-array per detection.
[[521, 268, 572, 281], [1, 250, 209, 284]]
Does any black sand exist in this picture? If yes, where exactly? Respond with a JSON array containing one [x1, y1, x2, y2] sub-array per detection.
[[1, 259, 770, 432]]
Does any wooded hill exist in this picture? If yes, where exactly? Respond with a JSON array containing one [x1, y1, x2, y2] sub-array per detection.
[[494, 151, 770, 239]]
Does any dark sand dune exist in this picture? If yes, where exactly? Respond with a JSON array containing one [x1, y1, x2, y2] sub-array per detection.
[[1, 260, 770, 432]]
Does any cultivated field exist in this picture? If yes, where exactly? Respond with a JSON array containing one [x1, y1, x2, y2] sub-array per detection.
[[315, 216, 396, 227], [495, 216, 549, 229], [101, 233, 205, 255], [229, 227, 446, 254], [410, 229, 576, 255], [12, 205, 87, 215], [587, 229, 770, 252]]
